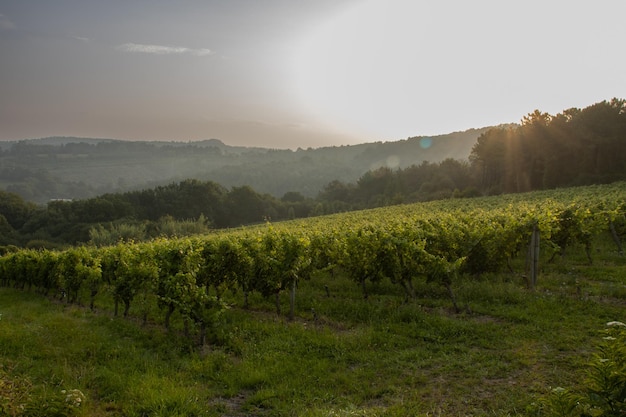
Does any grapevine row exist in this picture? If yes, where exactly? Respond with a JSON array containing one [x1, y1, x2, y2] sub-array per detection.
[[1, 183, 624, 343]]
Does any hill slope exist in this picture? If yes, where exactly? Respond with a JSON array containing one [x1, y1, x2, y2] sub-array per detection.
[[0, 127, 492, 203], [1, 183, 625, 415]]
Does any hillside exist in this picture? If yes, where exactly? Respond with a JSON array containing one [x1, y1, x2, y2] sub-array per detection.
[[0, 127, 492, 204], [1, 183, 625, 416]]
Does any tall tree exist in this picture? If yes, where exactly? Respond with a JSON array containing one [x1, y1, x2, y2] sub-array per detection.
[[0, 190, 38, 230]]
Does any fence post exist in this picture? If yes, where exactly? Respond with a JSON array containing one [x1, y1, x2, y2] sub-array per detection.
[[289, 279, 296, 321], [528, 222, 540, 289], [609, 219, 624, 256]]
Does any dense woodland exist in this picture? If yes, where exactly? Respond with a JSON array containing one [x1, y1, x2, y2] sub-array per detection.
[[1, 98, 625, 248], [317, 98, 626, 206], [0, 129, 486, 204], [472, 98, 626, 193]]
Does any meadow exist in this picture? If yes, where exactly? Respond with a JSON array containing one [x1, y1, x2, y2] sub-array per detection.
[[1, 184, 625, 416]]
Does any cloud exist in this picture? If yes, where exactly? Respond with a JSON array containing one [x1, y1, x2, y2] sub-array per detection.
[[116, 42, 213, 57], [0, 14, 16, 30]]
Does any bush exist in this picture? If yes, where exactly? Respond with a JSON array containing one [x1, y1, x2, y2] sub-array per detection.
[[541, 321, 626, 416]]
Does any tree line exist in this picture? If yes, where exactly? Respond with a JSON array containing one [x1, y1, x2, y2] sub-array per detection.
[[315, 98, 626, 210], [0, 158, 483, 248], [471, 98, 626, 194], [0, 129, 485, 204], [1, 99, 624, 249], [0, 181, 313, 248]]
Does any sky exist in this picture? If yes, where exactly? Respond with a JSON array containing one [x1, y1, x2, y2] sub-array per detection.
[[1, 0, 625, 149]]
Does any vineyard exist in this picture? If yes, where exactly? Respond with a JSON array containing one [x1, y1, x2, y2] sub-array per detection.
[[2, 183, 625, 337], [1, 182, 626, 416]]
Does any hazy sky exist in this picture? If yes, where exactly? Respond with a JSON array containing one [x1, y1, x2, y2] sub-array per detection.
[[1, 1, 625, 149]]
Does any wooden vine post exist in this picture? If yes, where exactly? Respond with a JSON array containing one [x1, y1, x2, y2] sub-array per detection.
[[289, 279, 296, 321], [527, 222, 540, 289], [609, 219, 624, 256]]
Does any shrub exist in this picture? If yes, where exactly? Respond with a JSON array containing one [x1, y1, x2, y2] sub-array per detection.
[[541, 321, 626, 416]]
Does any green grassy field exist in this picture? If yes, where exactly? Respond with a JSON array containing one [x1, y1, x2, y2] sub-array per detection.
[[1, 226, 625, 416]]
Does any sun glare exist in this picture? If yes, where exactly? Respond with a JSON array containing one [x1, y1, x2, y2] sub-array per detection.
[[290, 0, 613, 142], [291, 0, 500, 140], [292, 0, 429, 140]]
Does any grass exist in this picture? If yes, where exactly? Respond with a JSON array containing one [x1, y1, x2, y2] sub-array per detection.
[[1, 233, 625, 416]]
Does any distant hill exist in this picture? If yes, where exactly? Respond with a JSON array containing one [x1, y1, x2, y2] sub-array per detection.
[[0, 127, 496, 204]]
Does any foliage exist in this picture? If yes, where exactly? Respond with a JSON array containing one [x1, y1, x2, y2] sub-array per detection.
[[0, 129, 487, 206], [88, 222, 148, 246], [1, 363, 85, 417], [2, 181, 624, 331], [585, 323, 626, 415], [541, 322, 626, 417], [1, 228, 625, 415], [3, 97, 626, 248], [470, 98, 626, 194]]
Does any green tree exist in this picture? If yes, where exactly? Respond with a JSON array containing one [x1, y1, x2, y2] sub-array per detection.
[[226, 185, 267, 226], [0, 190, 38, 230], [0, 214, 20, 246], [469, 127, 511, 193]]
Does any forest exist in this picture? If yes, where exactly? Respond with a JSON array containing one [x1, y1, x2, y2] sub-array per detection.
[[0, 128, 487, 204], [0, 98, 625, 249]]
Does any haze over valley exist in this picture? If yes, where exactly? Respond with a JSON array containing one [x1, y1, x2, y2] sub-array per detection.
[[0, 128, 489, 203], [1, 1, 625, 149]]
